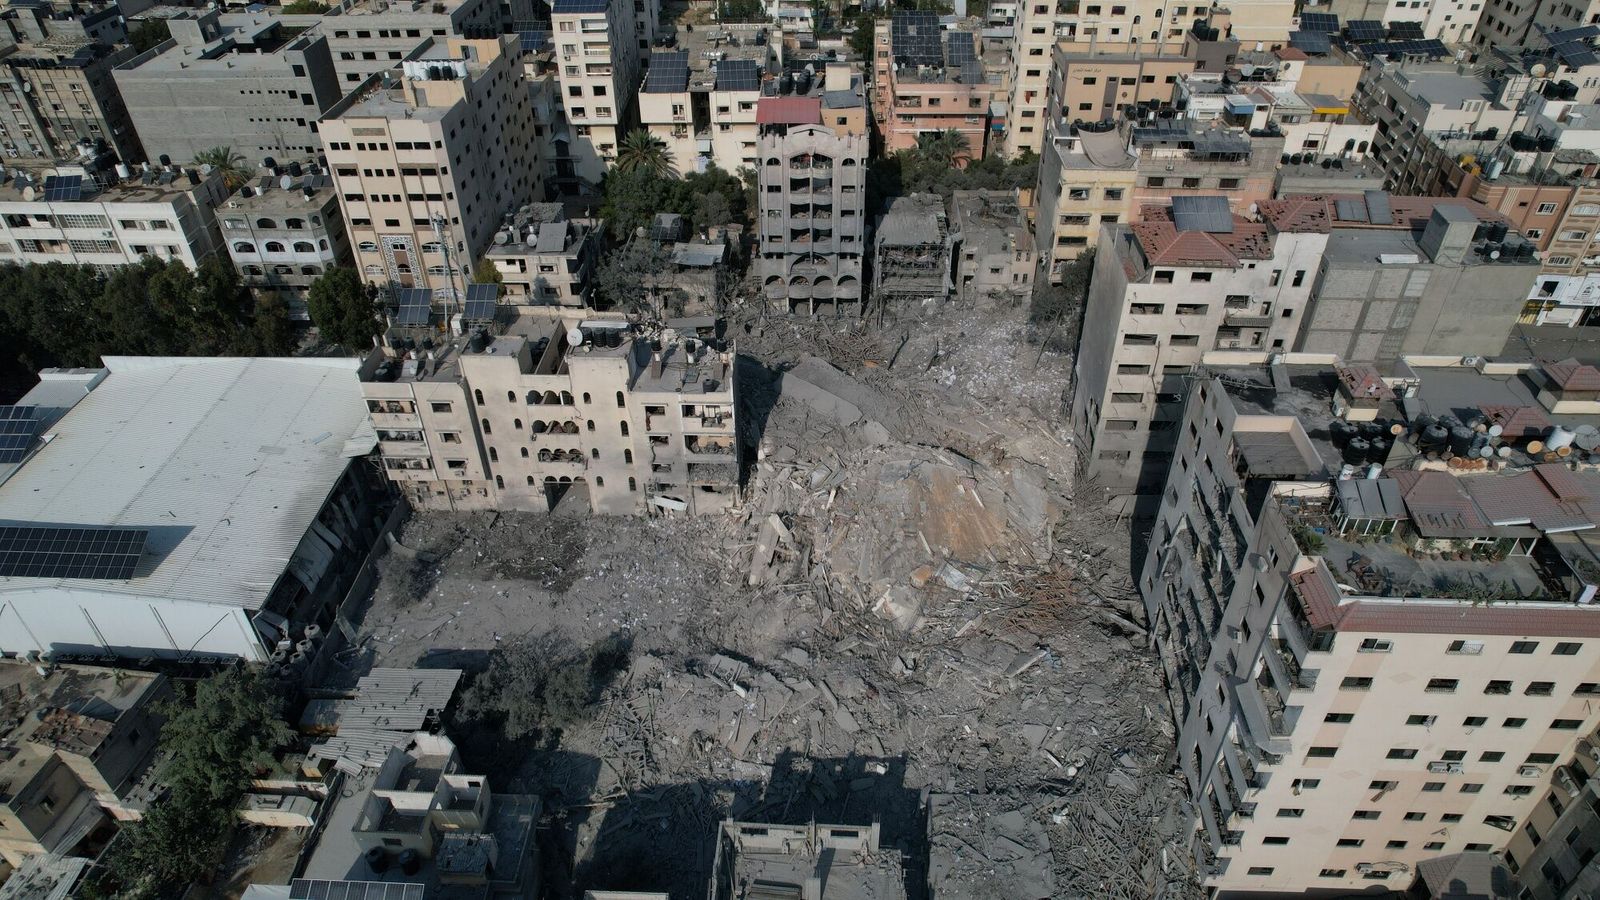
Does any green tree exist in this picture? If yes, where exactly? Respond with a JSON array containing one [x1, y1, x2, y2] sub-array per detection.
[[915, 129, 973, 169], [306, 267, 382, 352], [457, 634, 632, 742], [847, 10, 882, 59], [613, 129, 675, 178], [249, 294, 298, 355], [281, 0, 330, 11], [1030, 248, 1095, 353], [597, 235, 678, 316], [600, 168, 682, 242], [128, 18, 170, 54], [192, 146, 251, 191], [86, 668, 290, 899], [472, 257, 503, 288]]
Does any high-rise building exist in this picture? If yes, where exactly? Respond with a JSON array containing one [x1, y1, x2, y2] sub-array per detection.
[[112, 10, 343, 164], [1141, 353, 1600, 895], [319, 35, 542, 304], [0, 39, 140, 164], [549, 0, 642, 187]]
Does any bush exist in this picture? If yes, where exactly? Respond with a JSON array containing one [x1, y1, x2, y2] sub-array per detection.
[[456, 633, 634, 741]]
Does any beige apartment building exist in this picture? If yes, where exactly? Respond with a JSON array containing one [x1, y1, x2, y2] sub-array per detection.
[[0, 40, 140, 164], [1141, 353, 1600, 895], [483, 202, 602, 306], [1045, 46, 1194, 125], [637, 51, 765, 176], [320, 35, 541, 304], [1035, 118, 1138, 276], [362, 310, 738, 515], [317, 0, 500, 87], [550, 0, 642, 186], [872, 13, 1007, 160]]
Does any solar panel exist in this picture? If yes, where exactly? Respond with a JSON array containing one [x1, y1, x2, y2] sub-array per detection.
[[463, 283, 497, 321], [1364, 190, 1393, 225], [715, 59, 759, 92], [1546, 24, 1600, 44], [1387, 20, 1425, 39], [551, 0, 606, 12], [1554, 39, 1599, 67], [1289, 30, 1332, 53], [1171, 196, 1235, 234], [1363, 38, 1448, 58], [0, 405, 41, 464], [947, 31, 976, 65], [1334, 198, 1368, 222], [0, 526, 148, 580], [393, 287, 432, 327], [1346, 19, 1385, 40], [518, 29, 550, 53], [891, 11, 943, 68], [644, 50, 689, 93], [1299, 11, 1339, 32], [288, 881, 426, 900], [40, 175, 82, 202]]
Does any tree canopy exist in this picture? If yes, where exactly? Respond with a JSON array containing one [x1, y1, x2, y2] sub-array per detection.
[[598, 164, 753, 243], [82, 668, 291, 900], [868, 146, 1039, 211], [0, 257, 295, 391], [128, 18, 170, 54], [306, 266, 383, 351], [614, 129, 676, 178], [193, 146, 251, 191]]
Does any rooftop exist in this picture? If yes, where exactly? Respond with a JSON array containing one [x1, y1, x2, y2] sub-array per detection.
[[224, 165, 337, 211], [0, 164, 224, 205], [876, 193, 947, 246], [0, 357, 374, 612], [950, 189, 1035, 254], [0, 662, 165, 799], [715, 820, 907, 900], [1389, 67, 1500, 112]]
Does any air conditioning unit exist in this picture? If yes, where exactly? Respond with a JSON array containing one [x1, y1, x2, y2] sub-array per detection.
[[1557, 766, 1580, 797], [1427, 761, 1450, 773], [1518, 765, 1542, 778], [1355, 863, 1374, 873]]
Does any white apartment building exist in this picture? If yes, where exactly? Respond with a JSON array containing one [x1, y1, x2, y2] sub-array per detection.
[[1142, 354, 1600, 895], [221, 163, 349, 319], [483, 202, 602, 306], [361, 311, 738, 515], [320, 35, 542, 304], [317, 0, 501, 87], [550, 0, 642, 186], [0, 162, 227, 270], [637, 50, 766, 175]]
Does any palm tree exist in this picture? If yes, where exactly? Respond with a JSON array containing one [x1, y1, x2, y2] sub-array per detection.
[[193, 146, 250, 191], [614, 129, 676, 178], [915, 129, 972, 169]]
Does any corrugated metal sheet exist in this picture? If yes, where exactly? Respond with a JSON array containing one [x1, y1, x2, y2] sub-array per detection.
[[308, 728, 411, 772], [338, 668, 463, 731], [0, 358, 368, 611]]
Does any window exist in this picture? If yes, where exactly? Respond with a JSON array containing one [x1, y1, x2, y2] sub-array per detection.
[[1336, 838, 1363, 847], [1358, 638, 1392, 652], [1441, 813, 1462, 823], [1406, 714, 1436, 726], [1553, 642, 1582, 655], [1537, 202, 1560, 214], [1247, 867, 1274, 876], [430, 401, 452, 413], [1306, 746, 1338, 758], [1510, 641, 1538, 653], [1504, 718, 1527, 728], [1481, 751, 1504, 762], [1352, 810, 1380, 820], [1504, 785, 1534, 796], [1461, 783, 1484, 794], [1422, 782, 1445, 792], [1369, 780, 1397, 791], [1576, 682, 1600, 695], [1277, 808, 1304, 818], [1325, 712, 1354, 723], [1464, 716, 1487, 727], [1485, 680, 1512, 695], [1190, 272, 1212, 282], [1448, 640, 1484, 654], [1526, 681, 1554, 696], [1404, 811, 1426, 821], [1319, 869, 1346, 878], [1123, 334, 1157, 346], [1340, 676, 1374, 690], [1387, 748, 1418, 760], [1262, 836, 1289, 845], [1426, 678, 1459, 693], [1552, 718, 1583, 729], [1527, 753, 1559, 764]]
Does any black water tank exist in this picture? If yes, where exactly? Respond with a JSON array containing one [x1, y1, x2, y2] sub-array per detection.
[[1488, 222, 1509, 242], [1449, 426, 1477, 456], [1422, 423, 1450, 447], [469, 330, 489, 353], [365, 847, 389, 874], [1344, 437, 1371, 465], [1366, 436, 1389, 463], [398, 849, 422, 876], [1330, 419, 1357, 448]]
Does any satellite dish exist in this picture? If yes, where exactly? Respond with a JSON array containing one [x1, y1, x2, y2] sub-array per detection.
[[567, 326, 585, 346], [199, 163, 214, 176], [1489, 249, 1501, 259], [1531, 63, 1548, 78], [1239, 64, 1257, 77], [1576, 425, 1600, 451], [494, 230, 509, 245], [280, 174, 293, 191]]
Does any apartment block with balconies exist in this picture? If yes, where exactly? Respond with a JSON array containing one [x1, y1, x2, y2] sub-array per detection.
[[1141, 354, 1600, 894], [756, 110, 867, 317], [221, 161, 350, 319], [550, 0, 641, 186]]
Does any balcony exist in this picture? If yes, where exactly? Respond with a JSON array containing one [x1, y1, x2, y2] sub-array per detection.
[[1224, 309, 1273, 328], [685, 435, 735, 457]]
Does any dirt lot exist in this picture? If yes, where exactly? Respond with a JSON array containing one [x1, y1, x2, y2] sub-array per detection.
[[345, 303, 1198, 900]]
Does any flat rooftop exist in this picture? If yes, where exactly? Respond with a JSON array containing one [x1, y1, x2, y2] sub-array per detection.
[[0, 166, 218, 205], [118, 26, 317, 74], [0, 358, 373, 612], [717, 821, 907, 900], [1391, 68, 1498, 111], [950, 190, 1034, 254]]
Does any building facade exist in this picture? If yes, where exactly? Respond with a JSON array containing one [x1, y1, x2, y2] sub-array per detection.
[[549, 0, 642, 186], [756, 115, 868, 317], [221, 164, 350, 319], [0, 40, 140, 164], [483, 202, 602, 306]]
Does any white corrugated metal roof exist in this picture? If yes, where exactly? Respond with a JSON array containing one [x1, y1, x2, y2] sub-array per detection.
[[0, 357, 368, 611], [338, 667, 463, 730], [308, 728, 412, 773]]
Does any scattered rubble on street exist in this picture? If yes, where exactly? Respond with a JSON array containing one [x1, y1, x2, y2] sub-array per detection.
[[352, 304, 1199, 899]]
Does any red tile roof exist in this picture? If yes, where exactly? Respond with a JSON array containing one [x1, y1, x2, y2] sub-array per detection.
[[756, 97, 822, 125], [1257, 194, 1509, 234], [1257, 195, 1332, 233], [1274, 47, 1309, 61], [1542, 357, 1600, 391], [1131, 204, 1274, 267], [1292, 562, 1600, 637], [1479, 404, 1551, 439]]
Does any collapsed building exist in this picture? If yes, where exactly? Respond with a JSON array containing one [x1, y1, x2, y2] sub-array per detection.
[[871, 193, 951, 315], [949, 190, 1035, 306]]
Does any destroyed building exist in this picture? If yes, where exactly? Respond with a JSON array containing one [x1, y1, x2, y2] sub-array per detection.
[[871, 193, 951, 313], [363, 309, 738, 515], [0, 662, 170, 865], [1140, 353, 1600, 895], [949, 190, 1034, 306], [709, 820, 906, 900]]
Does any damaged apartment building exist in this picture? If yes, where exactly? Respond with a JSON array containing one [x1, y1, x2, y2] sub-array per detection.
[[362, 301, 738, 515], [1140, 353, 1600, 896], [1073, 193, 1540, 506], [872, 193, 951, 313]]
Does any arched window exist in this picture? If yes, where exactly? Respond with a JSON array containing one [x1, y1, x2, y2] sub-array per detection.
[[265, 241, 286, 253], [766, 157, 781, 166], [507, 391, 516, 403], [495, 475, 504, 489], [358, 241, 378, 253], [841, 158, 857, 166], [539, 449, 552, 462], [421, 241, 444, 255], [273, 265, 293, 275], [624, 449, 633, 464], [596, 476, 604, 487], [582, 392, 591, 404], [481, 418, 492, 434], [285, 218, 306, 229], [514, 418, 522, 429], [318, 239, 329, 251], [561, 391, 573, 405], [520, 447, 528, 458], [620, 421, 629, 436], [255, 217, 276, 228], [529, 391, 543, 404], [293, 241, 315, 253], [311, 215, 323, 226], [474, 389, 484, 404], [489, 447, 498, 462], [526, 475, 534, 485], [591, 448, 599, 459], [628, 477, 637, 491], [233, 241, 257, 253], [616, 391, 625, 408], [586, 420, 594, 432]]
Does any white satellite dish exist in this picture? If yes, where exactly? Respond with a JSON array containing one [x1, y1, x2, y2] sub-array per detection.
[[494, 230, 509, 245], [199, 163, 214, 176], [280, 174, 294, 191], [567, 326, 585, 346]]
